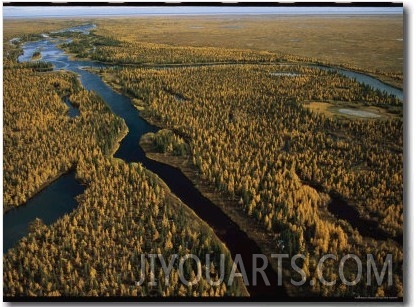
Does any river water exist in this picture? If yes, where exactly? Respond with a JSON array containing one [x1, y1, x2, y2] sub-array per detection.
[[6, 37, 287, 298], [62, 95, 80, 118], [3, 172, 84, 252], [315, 65, 403, 101], [4, 35, 403, 297]]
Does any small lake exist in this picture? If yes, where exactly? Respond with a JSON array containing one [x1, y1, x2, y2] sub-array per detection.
[[338, 108, 381, 118], [3, 172, 84, 253]]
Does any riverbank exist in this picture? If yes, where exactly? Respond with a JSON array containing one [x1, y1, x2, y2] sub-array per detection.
[[108, 123, 129, 157], [312, 63, 403, 94], [3, 167, 75, 214], [31, 53, 42, 61], [3, 125, 128, 215], [140, 159, 250, 297], [139, 133, 301, 297], [87, 59, 402, 298], [93, 69, 294, 297]]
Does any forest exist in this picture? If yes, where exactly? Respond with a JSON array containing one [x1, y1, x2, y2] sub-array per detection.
[[3, 15, 403, 299], [107, 64, 403, 297], [3, 26, 246, 297]]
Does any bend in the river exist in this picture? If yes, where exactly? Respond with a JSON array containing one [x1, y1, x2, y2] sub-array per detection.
[[5, 35, 403, 297], [11, 37, 288, 298]]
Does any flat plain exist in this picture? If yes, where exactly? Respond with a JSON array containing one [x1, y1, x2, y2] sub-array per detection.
[[92, 15, 403, 77], [3, 13, 403, 300]]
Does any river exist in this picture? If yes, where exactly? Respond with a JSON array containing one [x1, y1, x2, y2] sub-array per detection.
[[7, 37, 288, 298], [327, 194, 402, 245], [315, 65, 403, 101], [4, 34, 403, 298]]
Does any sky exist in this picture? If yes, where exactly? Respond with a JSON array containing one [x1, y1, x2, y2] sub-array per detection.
[[3, 6, 403, 18]]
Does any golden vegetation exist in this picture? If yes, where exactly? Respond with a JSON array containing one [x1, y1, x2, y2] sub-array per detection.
[[108, 63, 402, 297], [4, 15, 403, 298], [3, 68, 125, 210], [4, 151, 244, 297], [91, 16, 403, 83], [92, 40, 280, 64], [304, 101, 398, 119], [61, 32, 281, 65], [3, 19, 84, 41], [143, 129, 190, 157], [3, 32, 246, 297]]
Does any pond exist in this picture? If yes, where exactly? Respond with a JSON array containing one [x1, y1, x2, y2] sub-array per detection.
[[338, 108, 381, 118], [62, 95, 80, 118]]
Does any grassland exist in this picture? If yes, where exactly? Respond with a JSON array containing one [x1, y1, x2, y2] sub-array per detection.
[[92, 15, 403, 83], [4, 14, 402, 86], [3, 19, 87, 40], [304, 101, 401, 119]]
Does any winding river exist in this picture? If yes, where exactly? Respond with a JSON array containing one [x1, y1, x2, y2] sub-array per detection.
[[7, 37, 287, 298], [315, 65, 403, 101], [4, 33, 403, 298]]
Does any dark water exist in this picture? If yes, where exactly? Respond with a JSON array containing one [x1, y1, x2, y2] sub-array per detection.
[[12, 38, 288, 298], [62, 95, 80, 118], [3, 172, 84, 252], [304, 180, 402, 245], [6, 36, 403, 297], [327, 195, 402, 245]]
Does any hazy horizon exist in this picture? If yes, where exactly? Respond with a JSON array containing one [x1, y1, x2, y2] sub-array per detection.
[[3, 6, 403, 19]]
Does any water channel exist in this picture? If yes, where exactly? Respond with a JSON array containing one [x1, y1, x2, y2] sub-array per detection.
[[6, 37, 287, 298], [4, 33, 403, 297]]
